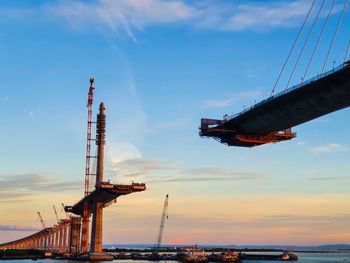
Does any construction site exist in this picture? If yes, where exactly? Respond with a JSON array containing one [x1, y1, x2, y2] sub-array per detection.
[[0, 78, 146, 260], [1, 0, 350, 261]]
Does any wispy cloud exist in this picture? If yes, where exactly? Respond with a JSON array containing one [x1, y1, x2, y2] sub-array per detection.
[[114, 158, 177, 178], [113, 157, 268, 183], [0, 225, 39, 232], [222, 1, 310, 31], [149, 173, 268, 183], [309, 143, 348, 154], [0, 172, 82, 193], [151, 167, 268, 183], [203, 90, 260, 108], [44, 0, 199, 41], [309, 176, 350, 181], [6, 0, 313, 41]]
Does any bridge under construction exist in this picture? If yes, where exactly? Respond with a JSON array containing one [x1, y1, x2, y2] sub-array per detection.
[[200, 62, 350, 147], [0, 78, 146, 260], [200, 0, 350, 147]]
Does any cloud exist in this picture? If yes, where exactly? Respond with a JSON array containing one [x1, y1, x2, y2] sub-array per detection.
[[149, 169, 268, 183], [222, 1, 310, 31], [0, 225, 39, 232], [203, 90, 261, 108], [149, 174, 267, 183], [114, 158, 177, 178], [309, 176, 350, 181], [0, 172, 82, 193], [309, 143, 348, 154], [37, 0, 313, 40], [45, 0, 199, 41], [112, 157, 268, 184]]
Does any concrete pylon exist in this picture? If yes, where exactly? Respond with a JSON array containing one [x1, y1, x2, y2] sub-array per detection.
[[90, 103, 105, 254]]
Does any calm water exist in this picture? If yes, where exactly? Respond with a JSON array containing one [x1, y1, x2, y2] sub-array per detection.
[[0, 253, 350, 263]]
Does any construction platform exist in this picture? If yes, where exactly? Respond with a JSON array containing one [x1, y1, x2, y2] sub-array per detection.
[[65, 182, 146, 216], [200, 62, 350, 147]]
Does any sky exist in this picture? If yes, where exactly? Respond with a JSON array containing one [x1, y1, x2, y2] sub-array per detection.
[[0, 0, 350, 247]]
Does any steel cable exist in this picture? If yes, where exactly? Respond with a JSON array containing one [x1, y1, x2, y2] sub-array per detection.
[[269, 0, 317, 96], [285, 0, 326, 91], [303, 0, 337, 83], [322, 0, 348, 74]]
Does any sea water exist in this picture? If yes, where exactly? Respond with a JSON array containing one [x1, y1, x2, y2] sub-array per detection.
[[0, 253, 349, 263]]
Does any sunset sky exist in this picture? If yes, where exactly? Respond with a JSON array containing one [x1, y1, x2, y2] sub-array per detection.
[[1, 0, 350, 246]]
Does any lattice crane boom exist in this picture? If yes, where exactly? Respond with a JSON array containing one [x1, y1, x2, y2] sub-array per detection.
[[155, 194, 169, 253], [37, 212, 46, 229], [53, 205, 59, 223], [81, 77, 95, 253], [61, 203, 70, 219]]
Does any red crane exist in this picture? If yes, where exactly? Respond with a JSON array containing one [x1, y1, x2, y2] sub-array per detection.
[[81, 77, 95, 253]]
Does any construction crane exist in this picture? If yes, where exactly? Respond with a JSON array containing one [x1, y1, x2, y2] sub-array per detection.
[[61, 203, 70, 219], [53, 205, 59, 223], [81, 77, 95, 253], [154, 194, 169, 254], [37, 212, 46, 229]]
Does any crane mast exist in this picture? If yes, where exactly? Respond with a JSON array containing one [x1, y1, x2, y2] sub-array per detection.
[[155, 194, 169, 253], [53, 205, 59, 223], [37, 212, 46, 229], [61, 203, 70, 219], [81, 77, 95, 253]]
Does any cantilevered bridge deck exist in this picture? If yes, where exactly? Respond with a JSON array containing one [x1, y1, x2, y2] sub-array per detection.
[[200, 62, 350, 147], [65, 182, 146, 216]]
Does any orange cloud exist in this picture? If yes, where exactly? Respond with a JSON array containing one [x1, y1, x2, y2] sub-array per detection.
[[169, 238, 189, 245]]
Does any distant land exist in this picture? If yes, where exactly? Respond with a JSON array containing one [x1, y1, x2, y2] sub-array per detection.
[[103, 244, 350, 251]]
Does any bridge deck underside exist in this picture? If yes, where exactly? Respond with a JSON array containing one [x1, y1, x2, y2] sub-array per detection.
[[67, 186, 145, 216], [203, 65, 350, 147]]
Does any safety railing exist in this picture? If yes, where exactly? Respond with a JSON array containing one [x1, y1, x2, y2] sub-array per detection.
[[227, 62, 350, 121]]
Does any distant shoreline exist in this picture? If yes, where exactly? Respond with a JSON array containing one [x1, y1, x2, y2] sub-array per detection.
[[104, 247, 350, 254]]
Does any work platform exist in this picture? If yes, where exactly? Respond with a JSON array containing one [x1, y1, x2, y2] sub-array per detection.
[[65, 182, 146, 216], [200, 62, 350, 147]]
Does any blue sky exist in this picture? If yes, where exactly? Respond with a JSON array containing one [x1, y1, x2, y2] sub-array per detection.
[[1, 0, 350, 246]]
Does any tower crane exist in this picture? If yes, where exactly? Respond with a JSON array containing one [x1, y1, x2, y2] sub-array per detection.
[[53, 205, 60, 223], [154, 194, 169, 254], [81, 77, 95, 253], [37, 212, 46, 229]]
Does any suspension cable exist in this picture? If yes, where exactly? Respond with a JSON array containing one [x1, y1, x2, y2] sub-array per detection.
[[343, 41, 350, 63], [269, 0, 317, 97], [105, 145, 118, 184], [303, 0, 337, 83], [322, 0, 348, 75], [285, 0, 326, 91]]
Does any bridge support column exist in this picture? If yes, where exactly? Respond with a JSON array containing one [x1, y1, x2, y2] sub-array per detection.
[[67, 222, 71, 253], [59, 225, 63, 253], [49, 232, 52, 251], [69, 216, 81, 254], [35, 237, 38, 249], [55, 227, 59, 252], [62, 222, 68, 253], [90, 202, 103, 253], [40, 235, 43, 250], [90, 102, 105, 254]]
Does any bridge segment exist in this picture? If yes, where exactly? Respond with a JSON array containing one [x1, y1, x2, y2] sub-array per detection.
[[200, 62, 350, 147], [0, 219, 74, 253]]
